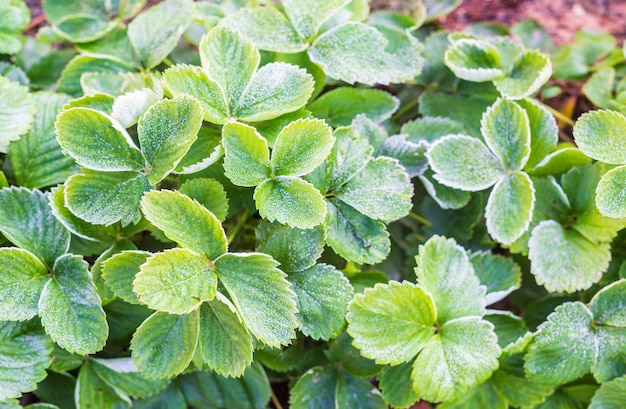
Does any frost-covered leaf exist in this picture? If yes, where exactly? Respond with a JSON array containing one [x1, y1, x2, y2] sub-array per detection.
[[589, 375, 626, 409], [573, 110, 626, 164], [271, 118, 334, 177], [335, 157, 413, 221], [494, 50, 552, 99], [352, 114, 388, 150], [173, 127, 224, 174], [0, 0, 29, 54], [596, 165, 626, 218], [444, 38, 504, 82], [418, 170, 472, 210], [469, 251, 521, 305], [427, 134, 504, 191], [528, 145, 591, 176], [589, 279, 626, 327], [179, 178, 229, 222], [57, 55, 131, 97], [0, 187, 70, 267], [75, 27, 142, 70], [283, 0, 349, 40], [65, 170, 151, 226], [214, 252, 297, 348], [401, 116, 466, 145], [128, 0, 194, 69], [290, 264, 354, 340], [0, 73, 35, 152], [90, 358, 169, 399], [256, 221, 325, 272], [131, 311, 199, 379], [39, 254, 108, 355], [255, 176, 326, 229], [102, 250, 150, 305], [222, 122, 270, 187], [593, 326, 626, 383], [55, 108, 144, 172], [140, 190, 227, 260], [111, 87, 161, 128], [0, 248, 48, 321], [515, 99, 559, 169], [308, 22, 423, 85], [528, 220, 611, 292]]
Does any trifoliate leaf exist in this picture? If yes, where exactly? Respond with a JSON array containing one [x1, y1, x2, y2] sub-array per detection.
[[283, 0, 349, 40], [0, 321, 52, 400], [444, 38, 504, 82], [140, 190, 227, 260], [573, 110, 626, 164], [173, 126, 224, 174], [179, 178, 229, 222], [131, 311, 199, 379], [378, 360, 420, 409], [0, 76, 35, 152], [589, 375, 626, 409], [127, 0, 193, 69], [324, 199, 390, 264], [469, 251, 522, 305], [290, 264, 354, 340], [0, 187, 70, 267], [528, 220, 611, 292], [102, 250, 150, 305], [0, 248, 48, 321], [90, 358, 169, 399], [308, 22, 423, 85], [335, 157, 413, 221], [412, 317, 500, 402], [39, 254, 108, 355], [214, 252, 297, 348], [255, 176, 326, 229], [222, 122, 271, 187], [494, 49, 552, 99], [271, 118, 334, 177], [65, 170, 151, 226], [427, 134, 504, 191], [197, 295, 254, 378], [256, 221, 325, 272], [414, 236, 485, 323], [55, 108, 144, 172], [596, 165, 626, 218], [111, 87, 161, 129], [308, 87, 400, 127]]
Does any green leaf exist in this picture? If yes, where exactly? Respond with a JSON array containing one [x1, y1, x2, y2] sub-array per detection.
[[469, 251, 521, 305], [379, 134, 429, 178], [138, 95, 203, 184], [179, 178, 229, 222], [590, 279, 626, 326], [283, 0, 349, 39], [255, 176, 326, 229], [127, 0, 193, 69], [131, 310, 199, 379], [75, 27, 142, 70], [0, 321, 53, 400], [485, 171, 535, 245], [140, 190, 227, 260], [481, 98, 531, 170], [57, 55, 131, 97], [134, 248, 217, 314], [574, 110, 626, 164], [214, 252, 297, 348], [219, 6, 307, 53], [90, 357, 169, 399], [101, 250, 150, 305], [444, 38, 504, 82], [324, 199, 390, 265], [490, 352, 553, 408], [596, 165, 626, 218], [418, 170, 471, 210], [55, 108, 145, 171], [437, 381, 506, 409], [111, 87, 162, 129], [173, 126, 224, 174], [593, 326, 626, 383], [414, 236, 485, 323], [516, 99, 559, 169], [532, 384, 597, 409], [589, 375, 626, 409], [335, 157, 413, 221], [528, 220, 611, 292], [0, 187, 70, 267], [427, 134, 504, 191], [256, 221, 325, 272], [347, 281, 436, 365], [10, 92, 79, 188], [222, 122, 271, 187], [39, 254, 108, 355], [494, 49, 552, 99], [197, 295, 254, 378], [271, 118, 334, 177], [378, 360, 420, 409], [0, 248, 48, 321], [0, 74, 35, 152], [528, 145, 592, 177], [290, 264, 354, 340], [352, 114, 388, 150], [308, 87, 399, 127], [76, 364, 132, 408], [401, 116, 466, 145], [308, 22, 423, 85], [65, 170, 150, 226]]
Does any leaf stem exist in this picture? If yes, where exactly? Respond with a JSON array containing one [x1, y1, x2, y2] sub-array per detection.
[[392, 97, 420, 120], [270, 389, 284, 409], [409, 211, 432, 226], [227, 209, 249, 244], [534, 99, 575, 127]]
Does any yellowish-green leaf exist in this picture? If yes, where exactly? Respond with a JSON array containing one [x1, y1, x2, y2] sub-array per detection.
[[102, 250, 150, 305], [0, 76, 35, 152], [222, 121, 271, 187]]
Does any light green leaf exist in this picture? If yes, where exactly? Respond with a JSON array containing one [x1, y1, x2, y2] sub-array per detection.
[[494, 49, 552, 99], [128, 0, 194, 69], [254, 108, 313, 147], [516, 99, 559, 169], [528, 145, 592, 176], [65, 170, 151, 226], [401, 116, 466, 145], [290, 264, 354, 340], [283, 0, 349, 40], [0, 321, 53, 400], [219, 6, 307, 53], [134, 248, 217, 314], [179, 178, 229, 222], [485, 311, 528, 350], [379, 134, 429, 178], [57, 55, 131, 97], [308, 22, 423, 85], [444, 38, 504, 82], [271, 118, 334, 177], [485, 171, 535, 245], [573, 110, 626, 164], [55, 108, 144, 172], [75, 27, 142, 70], [0, 187, 70, 267], [102, 250, 150, 305], [222, 121, 271, 187], [111, 87, 162, 129], [596, 165, 626, 218], [335, 157, 413, 221], [215, 252, 297, 348], [76, 364, 132, 408], [528, 220, 611, 292], [351, 114, 388, 150], [197, 295, 254, 378], [63, 93, 115, 113], [10, 92, 79, 188], [481, 98, 531, 171], [378, 360, 420, 409], [256, 221, 325, 272], [418, 170, 472, 210], [590, 279, 626, 326], [427, 134, 504, 191], [39, 254, 108, 355], [91, 358, 169, 399], [414, 236, 485, 323], [589, 375, 626, 409], [140, 190, 227, 260], [469, 251, 521, 305], [347, 281, 436, 365], [173, 126, 224, 174], [593, 326, 626, 383], [0, 248, 48, 321], [0, 74, 35, 152], [419, 92, 494, 139], [324, 199, 390, 265], [412, 317, 500, 402], [131, 311, 199, 379]]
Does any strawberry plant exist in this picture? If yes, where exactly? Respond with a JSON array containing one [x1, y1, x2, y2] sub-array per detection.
[[1, 0, 626, 408]]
